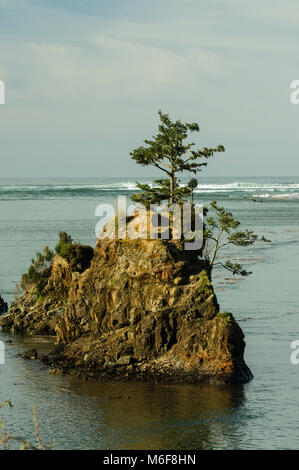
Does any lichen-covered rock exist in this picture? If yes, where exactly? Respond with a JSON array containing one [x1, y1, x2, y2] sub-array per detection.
[[53, 239, 252, 384], [0, 291, 66, 336], [0, 255, 72, 336]]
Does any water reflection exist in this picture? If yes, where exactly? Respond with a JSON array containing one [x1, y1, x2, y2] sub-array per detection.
[[69, 381, 247, 450], [0, 332, 246, 450]]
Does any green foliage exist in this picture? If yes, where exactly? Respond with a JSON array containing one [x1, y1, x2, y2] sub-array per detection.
[[204, 201, 257, 276], [223, 261, 250, 276], [21, 246, 54, 295], [36, 294, 44, 304], [187, 178, 198, 205], [55, 232, 94, 273], [187, 178, 198, 189], [55, 231, 73, 254], [130, 112, 260, 279], [20, 232, 94, 296], [131, 110, 224, 207], [132, 178, 191, 208], [217, 312, 233, 321]]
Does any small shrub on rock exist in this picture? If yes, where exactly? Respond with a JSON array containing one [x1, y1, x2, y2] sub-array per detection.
[[21, 246, 54, 295], [55, 232, 94, 273]]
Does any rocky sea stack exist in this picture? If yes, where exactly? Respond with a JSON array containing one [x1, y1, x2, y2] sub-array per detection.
[[0, 237, 253, 384]]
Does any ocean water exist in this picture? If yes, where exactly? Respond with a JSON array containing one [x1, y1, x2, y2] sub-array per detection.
[[0, 176, 299, 449]]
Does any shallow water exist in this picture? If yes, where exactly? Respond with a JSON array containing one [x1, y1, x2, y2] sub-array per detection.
[[0, 177, 299, 449]]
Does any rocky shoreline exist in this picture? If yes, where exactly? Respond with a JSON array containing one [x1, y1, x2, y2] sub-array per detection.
[[0, 238, 253, 385]]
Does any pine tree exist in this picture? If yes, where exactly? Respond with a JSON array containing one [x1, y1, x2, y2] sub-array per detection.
[[187, 178, 198, 206], [203, 201, 258, 276], [131, 110, 224, 208]]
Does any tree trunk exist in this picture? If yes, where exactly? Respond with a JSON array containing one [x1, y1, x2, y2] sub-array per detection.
[[169, 163, 175, 205]]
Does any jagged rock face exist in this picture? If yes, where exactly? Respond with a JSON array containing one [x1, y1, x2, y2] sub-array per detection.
[[0, 288, 65, 336], [0, 238, 252, 384], [54, 239, 252, 384], [0, 255, 72, 335], [49, 255, 74, 296], [56, 239, 217, 345]]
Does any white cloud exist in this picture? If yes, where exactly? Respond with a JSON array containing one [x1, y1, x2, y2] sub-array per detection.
[[0, 0, 298, 176], [1, 33, 221, 105]]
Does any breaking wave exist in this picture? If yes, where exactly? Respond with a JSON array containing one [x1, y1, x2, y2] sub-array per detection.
[[1, 179, 299, 200]]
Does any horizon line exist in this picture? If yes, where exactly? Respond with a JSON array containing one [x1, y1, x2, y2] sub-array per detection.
[[1, 175, 299, 179]]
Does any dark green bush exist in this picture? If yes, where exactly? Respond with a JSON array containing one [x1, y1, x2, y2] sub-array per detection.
[[20, 233, 94, 296], [55, 232, 94, 273], [58, 243, 94, 272], [55, 231, 73, 255]]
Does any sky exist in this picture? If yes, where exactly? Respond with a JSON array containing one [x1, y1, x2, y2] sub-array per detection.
[[0, 0, 299, 177]]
